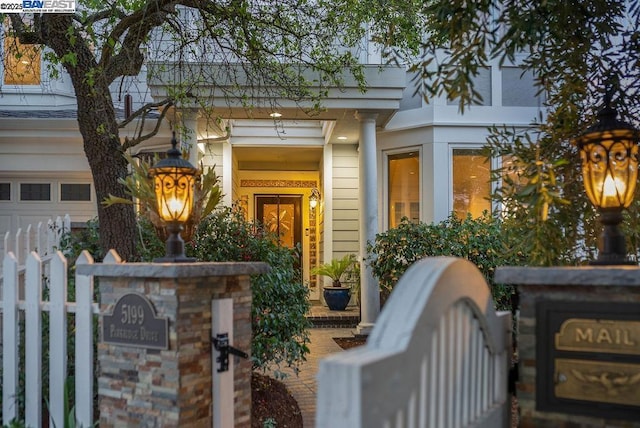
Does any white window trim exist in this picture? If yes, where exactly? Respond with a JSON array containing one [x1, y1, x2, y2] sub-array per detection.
[[382, 146, 422, 230], [448, 144, 500, 217]]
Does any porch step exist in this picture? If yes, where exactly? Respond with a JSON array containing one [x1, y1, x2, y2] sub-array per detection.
[[307, 305, 359, 328]]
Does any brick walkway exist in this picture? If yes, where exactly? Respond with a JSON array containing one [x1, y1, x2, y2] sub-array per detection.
[[270, 326, 355, 427]]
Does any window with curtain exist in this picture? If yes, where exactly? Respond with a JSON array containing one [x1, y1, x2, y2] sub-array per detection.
[[452, 148, 491, 219], [388, 151, 420, 228]]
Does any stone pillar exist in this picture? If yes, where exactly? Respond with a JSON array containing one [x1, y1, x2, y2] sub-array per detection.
[[78, 258, 268, 427], [496, 266, 640, 428], [355, 111, 380, 335]]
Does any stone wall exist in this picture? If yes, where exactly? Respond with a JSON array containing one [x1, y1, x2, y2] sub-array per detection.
[[497, 266, 640, 428], [78, 261, 267, 428]]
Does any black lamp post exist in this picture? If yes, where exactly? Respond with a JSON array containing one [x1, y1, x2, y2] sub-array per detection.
[[573, 92, 640, 265], [148, 133, 200, 262]]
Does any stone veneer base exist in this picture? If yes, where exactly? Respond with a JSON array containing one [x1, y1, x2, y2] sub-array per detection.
[[496, 265, 640, 428], [79, 261, 268, 428]]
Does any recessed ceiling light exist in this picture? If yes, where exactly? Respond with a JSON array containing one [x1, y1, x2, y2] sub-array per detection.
[[269, 112, 282, 118], [337, 136, 347, 140]]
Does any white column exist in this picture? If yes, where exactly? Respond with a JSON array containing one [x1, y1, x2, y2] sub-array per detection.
[[222, 140, 233, 207], [180, 109, 199, 165], [355, 111, 380, 335]]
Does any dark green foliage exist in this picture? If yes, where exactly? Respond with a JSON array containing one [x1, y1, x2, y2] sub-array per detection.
[[60, 217, 165, 264], [3, 420, 27, 428], [192, 207, 311, 376], [134, 217, 166, 262], [311, 254, 357, 286], [56, 211, 310, 375], [368, 214, 526, 311], [409, 0, 640, 266], [59, 218, 103, 262]]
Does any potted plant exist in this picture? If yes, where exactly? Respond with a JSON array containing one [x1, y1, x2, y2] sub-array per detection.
[[311, 254, 357, 311]]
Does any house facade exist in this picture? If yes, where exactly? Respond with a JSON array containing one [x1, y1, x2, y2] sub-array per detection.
[[0, 25, 542, 331]]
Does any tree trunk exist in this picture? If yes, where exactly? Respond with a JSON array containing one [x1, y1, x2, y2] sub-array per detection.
[[77, 102, 137, 261], [75, 91, 137, 261], [43, 16, 138, 261]]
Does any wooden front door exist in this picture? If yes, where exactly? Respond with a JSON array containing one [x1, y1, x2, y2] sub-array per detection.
[[255, 195, 302, 265]]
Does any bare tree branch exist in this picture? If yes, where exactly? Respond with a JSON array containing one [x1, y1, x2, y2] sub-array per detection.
[[119, 98, 172, 128], [100, 0, 179, 81], [79, 7, 127, 27], [121, 99, 174, 150]]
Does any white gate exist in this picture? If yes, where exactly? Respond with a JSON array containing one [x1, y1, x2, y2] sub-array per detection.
[[316, 257, 512, 428]]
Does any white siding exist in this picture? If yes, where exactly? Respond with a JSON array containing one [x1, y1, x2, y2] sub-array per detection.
[[332, 144, 359, 258]]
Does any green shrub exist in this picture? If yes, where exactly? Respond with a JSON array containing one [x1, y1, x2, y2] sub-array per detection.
[[58, 210, 311, 376], [367, 213, 526, 311], [59, 217, 103, 262], [134, 217, 166, 262], [193, 207, 311, 376], [60, 217, 164, 263]]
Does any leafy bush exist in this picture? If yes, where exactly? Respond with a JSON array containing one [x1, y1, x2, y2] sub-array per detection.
[[192, 207, 311, 376], [59, 217, 103, 262], [134, 217, 166, 262], [367, 213, 526, 311], [58, 209, 311, 376]]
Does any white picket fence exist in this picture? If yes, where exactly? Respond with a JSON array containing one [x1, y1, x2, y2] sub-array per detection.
[[1, 215, 71, 273], [1, 215, 100, 428], [316, 257, 512, 428]]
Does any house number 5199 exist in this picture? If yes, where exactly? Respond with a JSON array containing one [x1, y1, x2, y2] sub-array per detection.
[[121, 304, 145, 325]]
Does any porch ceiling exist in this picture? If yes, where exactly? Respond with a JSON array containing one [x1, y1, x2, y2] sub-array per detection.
[[234, 146, 323, 171], [148, 63, 407, 145]]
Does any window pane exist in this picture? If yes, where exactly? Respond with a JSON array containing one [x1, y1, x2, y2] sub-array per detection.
[[262, 202, 295, 247], [0, 183, 10, 200], [20, 183, 50, 201], [61, 183, 91, 201], [447, 67, 492, 106], [452, 149, 491, 219], [502, 67, 544, 107], [4, 34, 41, 85], [388, 152, 420, 227], [501, 155, 528, 190]]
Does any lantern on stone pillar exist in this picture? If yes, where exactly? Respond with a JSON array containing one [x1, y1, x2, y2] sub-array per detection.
[[573, 91, 640, 265], [148, 133, 200, 262]]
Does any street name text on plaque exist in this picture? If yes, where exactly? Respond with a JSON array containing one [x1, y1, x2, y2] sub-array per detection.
[[103, 293, 168, 350]]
